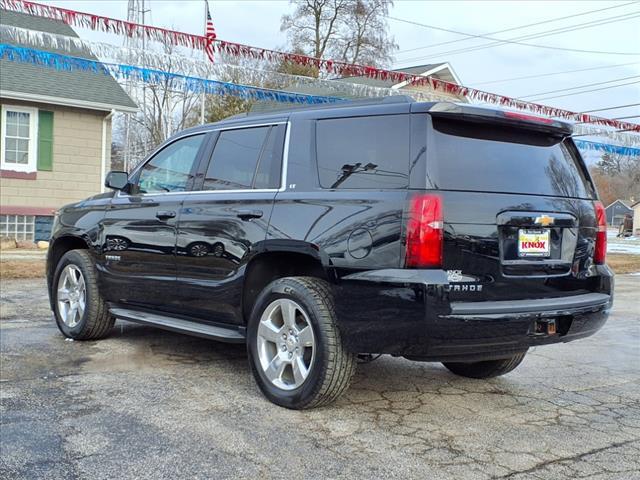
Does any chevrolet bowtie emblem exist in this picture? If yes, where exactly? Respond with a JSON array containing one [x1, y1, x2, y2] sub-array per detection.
[[535, 215, 555, 226]]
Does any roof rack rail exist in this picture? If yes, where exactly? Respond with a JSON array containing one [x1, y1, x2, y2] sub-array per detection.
[[247, 94, 415, 116]]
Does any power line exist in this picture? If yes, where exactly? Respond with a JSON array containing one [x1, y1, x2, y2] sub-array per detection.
[[429, 13, 640, 61], [519, 75, 640, 99], [469, 62, 639, 87], [393, 11, 640, 63], [391, 12, 640, 64], [530, 80, 640, 102], [581, 103, 640, 113], [612, 114, 640, 120], [395, 1, 639, 55]]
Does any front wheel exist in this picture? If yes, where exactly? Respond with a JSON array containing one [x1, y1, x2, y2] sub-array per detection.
[[53, 249, 115, 340], [442, 352, 526, 379], [247, 277, 356, 409]]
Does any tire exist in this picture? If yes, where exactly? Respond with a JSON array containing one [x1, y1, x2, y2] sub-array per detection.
[[52, 249, 115, 340], [247, 277, 356, 409], [188, 242, 210, 257], [442, 352, 526, 379]]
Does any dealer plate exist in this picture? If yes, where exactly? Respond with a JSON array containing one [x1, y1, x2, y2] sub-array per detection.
[[518, 229, 550, 257]]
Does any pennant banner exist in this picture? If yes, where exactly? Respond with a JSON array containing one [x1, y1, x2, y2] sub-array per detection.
[[1, 43, 637, 157], [2, 0, 639, 133], [0, 23, 454, 103], [0, 43, 344, 105], [574, 139, 640, 157], [0, 27, 637, 146]]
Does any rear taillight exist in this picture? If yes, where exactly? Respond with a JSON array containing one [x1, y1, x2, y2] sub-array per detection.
[[594, 201, 607, 265], [405, 194, 443, 268]]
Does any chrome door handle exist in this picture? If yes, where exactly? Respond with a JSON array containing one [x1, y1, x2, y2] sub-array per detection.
[[156, 210, 176, 220], [235, 209, 263, 221]]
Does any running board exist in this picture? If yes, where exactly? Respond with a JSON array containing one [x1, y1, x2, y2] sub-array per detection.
[[109, 307, 246, 343]]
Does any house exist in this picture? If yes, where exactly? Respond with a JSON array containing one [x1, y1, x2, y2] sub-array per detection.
[[0, 10, 137, 242], [604, 199, 633, 227], [341, 63, 465, 101], [250, 62, 465, 114], [632, 200, 640, 236]]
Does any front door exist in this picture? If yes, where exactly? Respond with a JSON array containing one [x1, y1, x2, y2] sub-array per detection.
[[175, 123, 286, 323], [99, 133, 209, 310]]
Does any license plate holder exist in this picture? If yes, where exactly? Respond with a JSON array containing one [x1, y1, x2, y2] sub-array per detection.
[[518, 229, 550, 258]]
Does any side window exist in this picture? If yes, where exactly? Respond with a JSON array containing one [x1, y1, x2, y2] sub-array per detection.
[[136, 134, 205, 194], [203, 126, 281, 190], [254, 126, 283, 189], [316, 115, 410, 189]]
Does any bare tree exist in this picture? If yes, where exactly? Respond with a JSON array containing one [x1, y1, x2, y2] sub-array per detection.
[[281, 0, 348, 60], [115, 41, 201, 169], [131, 42, 201, 147], [280, 0, 349, 58], [592, 152, 640, 202], [336, 0, 396, 66], [281, 0, 396, 68]]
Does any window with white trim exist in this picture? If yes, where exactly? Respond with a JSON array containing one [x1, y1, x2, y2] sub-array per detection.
[[0, 215, 35, 241], [1, 105, 38, 173]]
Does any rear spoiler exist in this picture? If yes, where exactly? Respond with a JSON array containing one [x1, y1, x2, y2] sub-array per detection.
[[413, 102, 573, 137]]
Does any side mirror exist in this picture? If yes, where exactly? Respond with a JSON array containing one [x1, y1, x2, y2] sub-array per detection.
[[105, 171, 129, 191]]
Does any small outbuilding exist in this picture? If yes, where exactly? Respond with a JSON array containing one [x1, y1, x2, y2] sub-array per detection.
[[632, 200, 640, 236], [604, 200, 633, 227]]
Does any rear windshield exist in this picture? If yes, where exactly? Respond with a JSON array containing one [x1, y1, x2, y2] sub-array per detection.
[[428, 118, 595, 199]]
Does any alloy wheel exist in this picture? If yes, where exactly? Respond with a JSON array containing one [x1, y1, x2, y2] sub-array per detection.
[[57, 264, 87, 328], [256, 298, 316, 390]]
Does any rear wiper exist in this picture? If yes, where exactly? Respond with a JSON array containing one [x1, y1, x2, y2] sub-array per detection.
[[331, 162, 378, 189]]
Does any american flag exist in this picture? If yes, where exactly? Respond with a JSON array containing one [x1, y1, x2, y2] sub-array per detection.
[[205, 0, 216, 63]]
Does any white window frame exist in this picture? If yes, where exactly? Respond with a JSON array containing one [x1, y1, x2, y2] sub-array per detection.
[[0, 104, 39, 173]]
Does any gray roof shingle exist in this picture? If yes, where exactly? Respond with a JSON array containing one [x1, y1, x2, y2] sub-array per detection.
[[0, 10, 137, 111]]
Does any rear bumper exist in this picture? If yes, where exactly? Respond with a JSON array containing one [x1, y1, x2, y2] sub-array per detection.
[[332, 266, 613, 361]]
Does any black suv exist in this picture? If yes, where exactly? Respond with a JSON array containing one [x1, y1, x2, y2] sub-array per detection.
[[47, 97, 613, 409]]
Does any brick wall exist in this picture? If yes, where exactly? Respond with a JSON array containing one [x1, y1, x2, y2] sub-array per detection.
[[0, 99, 111, 214]]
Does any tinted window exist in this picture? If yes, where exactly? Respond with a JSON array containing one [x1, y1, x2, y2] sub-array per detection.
[[204, 127, 271, 190], [316, 115, 410, 189], [429, 119, 594, 198], [254, 127, 282, 189], [137, 134, 204, 193]]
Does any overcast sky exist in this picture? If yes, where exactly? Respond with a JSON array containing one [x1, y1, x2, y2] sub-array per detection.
[[41, 0, 640, 122]]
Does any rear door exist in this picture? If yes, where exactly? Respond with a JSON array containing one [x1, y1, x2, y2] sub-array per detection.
[[424, 115, 600, 303], [99, 133, 208, 309], [174, 123, 286, 324]]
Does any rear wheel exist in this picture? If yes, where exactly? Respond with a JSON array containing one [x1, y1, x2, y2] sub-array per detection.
[[188, 242, 210, 257], [442, 352, 526, 379], [247, 277, 356, 409], [53, 249, 114, 340]]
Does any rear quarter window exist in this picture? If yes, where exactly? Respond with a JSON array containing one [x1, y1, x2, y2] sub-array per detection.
[[428, 118, 595, 199], [316, 115, 410, 189]]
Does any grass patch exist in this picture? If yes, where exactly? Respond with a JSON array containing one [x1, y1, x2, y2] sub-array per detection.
[[0, 260, 46, 279], [606, 254, 640, 275]]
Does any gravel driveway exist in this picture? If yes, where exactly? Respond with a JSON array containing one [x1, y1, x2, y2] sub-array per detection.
[[1, 276, 639, 479]]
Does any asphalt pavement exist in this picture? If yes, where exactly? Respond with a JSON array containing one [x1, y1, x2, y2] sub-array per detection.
[[1, 276, 639, 479]]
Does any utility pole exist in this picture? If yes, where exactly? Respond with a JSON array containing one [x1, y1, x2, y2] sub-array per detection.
[[124, 0, 151, 171], [200, 0, 207, 124]]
